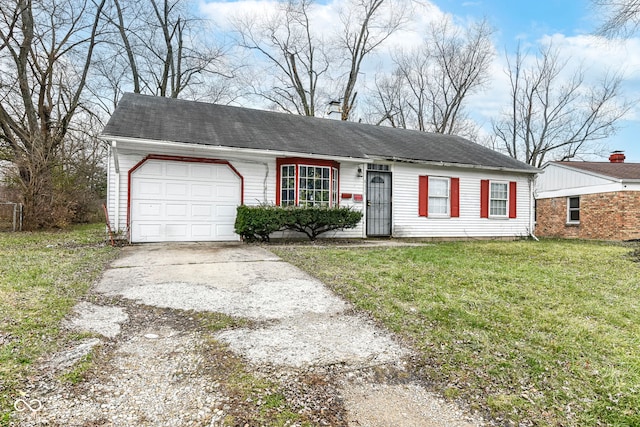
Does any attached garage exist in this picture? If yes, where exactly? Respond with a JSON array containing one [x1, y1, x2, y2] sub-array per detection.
[[129, 156, 243, 242]]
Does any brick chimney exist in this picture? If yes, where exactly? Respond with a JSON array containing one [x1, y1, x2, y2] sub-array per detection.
[[609, 151, 626, 163]]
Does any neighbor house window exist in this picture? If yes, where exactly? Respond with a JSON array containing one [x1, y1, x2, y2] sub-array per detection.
[[567, 196, 580, 223], [490, 182, 509, 217], [428, 177, 450, 216], [277, 158, 339, 207]]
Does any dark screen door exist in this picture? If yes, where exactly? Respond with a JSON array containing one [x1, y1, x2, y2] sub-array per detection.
[[366, 171, 391, 236]]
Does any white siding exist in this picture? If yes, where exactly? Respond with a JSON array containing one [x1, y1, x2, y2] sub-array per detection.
[[536, 163, 619, 199], [390, 163, 533, 238]]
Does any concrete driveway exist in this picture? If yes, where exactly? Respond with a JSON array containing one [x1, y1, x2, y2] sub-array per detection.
[[20, 243, 484, 427], [96, 242, 406, 367]]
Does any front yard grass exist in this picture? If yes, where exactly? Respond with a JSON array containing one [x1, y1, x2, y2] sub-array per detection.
[[273, 240, 640, 426], [0, 224, 118, 426]]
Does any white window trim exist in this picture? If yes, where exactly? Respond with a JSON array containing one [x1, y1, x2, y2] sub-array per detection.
[[567, 196, 580, 224], [489, 180, 509, 218], [428, 176, 450, 217]]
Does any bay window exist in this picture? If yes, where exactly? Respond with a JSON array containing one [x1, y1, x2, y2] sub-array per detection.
[[277, 158, 339, 207]]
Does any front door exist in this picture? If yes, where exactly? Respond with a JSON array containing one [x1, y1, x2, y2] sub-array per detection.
[[366, 171, 392, 236]]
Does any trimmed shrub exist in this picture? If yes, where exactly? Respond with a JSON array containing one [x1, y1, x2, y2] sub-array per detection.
[[235, 205, 363, 241], [234, 205, 286, 242], [283, 206, 363, 240]]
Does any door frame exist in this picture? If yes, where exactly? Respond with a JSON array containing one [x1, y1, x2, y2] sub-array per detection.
[[365, 169, 392, 237]]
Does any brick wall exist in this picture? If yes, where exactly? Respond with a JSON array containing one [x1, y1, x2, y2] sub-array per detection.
[[535, 191, 640, 240]]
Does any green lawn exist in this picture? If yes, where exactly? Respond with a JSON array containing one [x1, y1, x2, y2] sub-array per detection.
[[273, 240, 640, 426], [0, 225, 118, 426]]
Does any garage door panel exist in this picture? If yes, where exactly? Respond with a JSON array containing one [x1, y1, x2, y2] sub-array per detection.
[[191, 204, 213, 217], [166, 162, 189, 177], [191, 224, 213, 238], [191, 184, 214, 198], [192, 164, 215, 179], [216, 205, 237, 218], [136, 202, 162, 217], [137, 224, 162, 240], [130, 159, 241, 242], [165, 224, 189, 238], [166, 182, 188, 197], [166, 203, 188, 217], [137, 180, 163, 196]]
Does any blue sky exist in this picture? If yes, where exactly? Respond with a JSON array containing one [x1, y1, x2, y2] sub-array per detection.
[[431, 0, 640, 162]]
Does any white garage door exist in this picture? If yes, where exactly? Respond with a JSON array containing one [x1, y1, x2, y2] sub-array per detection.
[[130, 159, 241, 242]]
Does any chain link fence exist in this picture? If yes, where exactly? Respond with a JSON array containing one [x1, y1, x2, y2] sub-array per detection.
[[0, 202, 23, 232]]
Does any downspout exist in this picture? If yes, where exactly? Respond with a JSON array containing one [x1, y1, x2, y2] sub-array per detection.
[[529, 175, 539, 241], [111, 141, 120, 232]]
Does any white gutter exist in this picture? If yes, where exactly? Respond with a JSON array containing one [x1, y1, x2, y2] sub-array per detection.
[[100, 135, 372, 165]]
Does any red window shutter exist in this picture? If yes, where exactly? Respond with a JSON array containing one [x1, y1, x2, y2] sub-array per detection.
[[480, 179, 489, 218], [450, 178, 460, 218], [419, 175, 428, 217], [509, 181, 517, 218]]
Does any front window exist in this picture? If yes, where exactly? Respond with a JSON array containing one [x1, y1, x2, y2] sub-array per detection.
[[278, 159, 339, 207], [490, 182, 508, 217], [567, 196, 580, 223], [428, 177, 449, 216]]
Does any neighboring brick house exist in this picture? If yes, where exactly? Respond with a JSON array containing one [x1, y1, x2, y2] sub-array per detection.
[[535, 152, 640, 240]]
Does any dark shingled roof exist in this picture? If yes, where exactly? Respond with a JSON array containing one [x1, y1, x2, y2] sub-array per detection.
[[102, 93, 537, 173], [552, 161, 640, 180]]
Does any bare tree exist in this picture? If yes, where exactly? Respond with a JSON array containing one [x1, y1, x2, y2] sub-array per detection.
[[0, 0, 106, 228], [369, 69, 409, 127], [232, 0, 330, 116], [369, 17, 493, 138], [232, 0, 405, 119], [92, 0, 230, 113], [336, 0, 407, 120], [492, 44, 631, 167], [593, 0, 640, 37]]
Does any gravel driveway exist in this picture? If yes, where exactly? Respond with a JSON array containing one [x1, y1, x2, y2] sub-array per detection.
[[16, 243, 485, 426]]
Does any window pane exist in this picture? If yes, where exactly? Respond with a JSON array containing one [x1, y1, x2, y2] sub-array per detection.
[[429, 197, 448, 214], [569, 210, 580, 221], [490, 183, 508, 200], [429, 178, 448, 196], [490, 200, 507, 216], [569, 197, 579, 208]]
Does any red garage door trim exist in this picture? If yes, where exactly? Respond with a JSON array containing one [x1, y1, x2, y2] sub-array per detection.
[[127, 154, 244, 241]]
